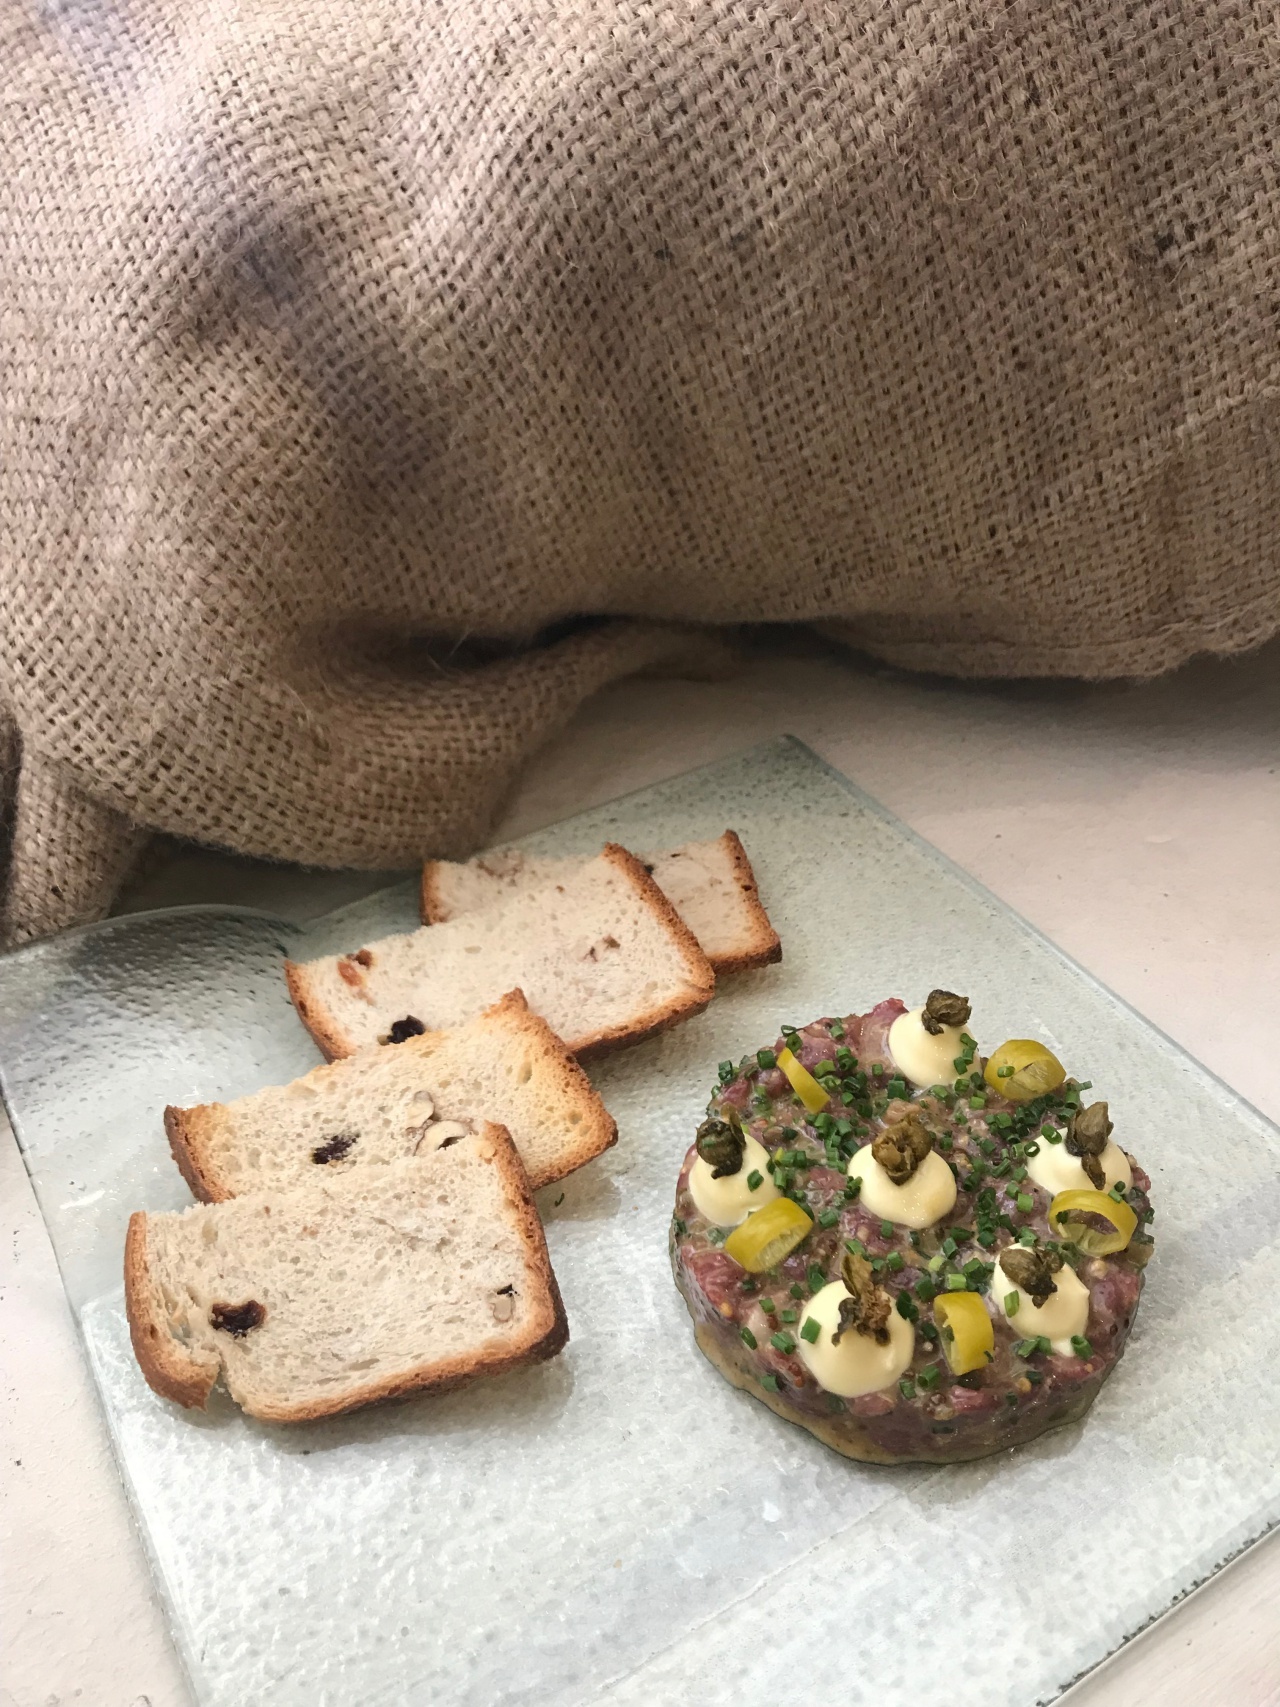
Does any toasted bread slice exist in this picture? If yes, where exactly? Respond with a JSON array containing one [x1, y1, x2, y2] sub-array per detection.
[[421, 831, 780, 976], [166, 990, 616, 1200], [286, 843, 715, 1061], [125, 1128, 567, 1423]]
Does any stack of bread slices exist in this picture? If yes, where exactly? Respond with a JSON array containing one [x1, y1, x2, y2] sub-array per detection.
[[127, 831, 780, 1422]]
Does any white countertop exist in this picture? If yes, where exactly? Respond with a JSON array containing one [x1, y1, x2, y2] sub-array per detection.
[[4, 635, 1279, 1707]]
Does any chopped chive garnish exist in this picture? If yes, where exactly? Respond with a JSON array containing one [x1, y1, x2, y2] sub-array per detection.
[[1013, 1337, 1039, 1359], [785, 1282, 802, 1299], [885, 1251, 905, 1271], [717, 1061, 735, 1084], [917, 1363, 941, 1391], [756, 1048, 777, 1070], [818, 1208, 840, 1228], [771, 1331, 796, 1354], [1016, 1192, 1034, 1213], [928, 1254, 946, 1273], [1017, 1227, 1038, 1246], [1109, 1183, 1127, 1201], [759, 1373, 780, 1391], [1024, 1141, 1041, 1157], [953, 1057, 968, 1074], [780, 1308, 798, 1323], [1004, 1291, 1020, 1315], [969, 1095, 987, 1110], [997, 1064, 1015, 1078], [871, 1257, 886, 1272], [830, 1019, 845, 1040], [740, 1326, 758, 1349], [945, 1272, 969, 1291], [761, 1297, 776, 1313], [1071, 1335, 1093, 1357], [899, 1377, 916, 1399], [942, 1235, 958, 1257], [740, 1277, 758, 1293], [915, 1279, 937, 1303], [845, 1177, 862, 1199], [800, 1316, 821, 1343], [808, 1264, 827, 1291], [880, 1220, 894, 1239], [746, 1170, 763, 1191], [896, 1291, 919, 1322]]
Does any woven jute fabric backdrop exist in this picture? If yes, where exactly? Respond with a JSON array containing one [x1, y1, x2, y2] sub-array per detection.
[[3, 0, 1280, 945]]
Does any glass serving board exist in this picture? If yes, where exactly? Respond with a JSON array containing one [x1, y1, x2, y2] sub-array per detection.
[[2, 737, 1277, 1707]]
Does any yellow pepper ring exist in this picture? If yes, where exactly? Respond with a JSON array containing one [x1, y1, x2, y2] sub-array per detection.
[[1048, 1188, 1138, 1255], [776, 1046, 830, 1116], [983, 1039, 1067, 1103], [933, 1292, 995, 1376], [722, 1196, 814, 1273]]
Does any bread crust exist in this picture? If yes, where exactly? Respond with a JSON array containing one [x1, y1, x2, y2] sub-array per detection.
[[124, 1212, 219, 1410], [474, 989, 618, 1188], [228, 1124, 569, 1424], [420, 859, 448, 924], [710, 829, 782, 976], [566, 843, 716, 1060], [284, 958, 359, 1061], [164, 1103, 221, 1202]]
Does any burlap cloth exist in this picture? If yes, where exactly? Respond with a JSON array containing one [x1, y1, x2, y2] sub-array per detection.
[[4, 0, 1279, 946]]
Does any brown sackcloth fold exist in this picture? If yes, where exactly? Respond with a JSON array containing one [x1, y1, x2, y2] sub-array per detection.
[[4, 0, 1280, 945]]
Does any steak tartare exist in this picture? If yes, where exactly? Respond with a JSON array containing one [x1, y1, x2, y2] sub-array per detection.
[[671, 993, 1155, 1464]]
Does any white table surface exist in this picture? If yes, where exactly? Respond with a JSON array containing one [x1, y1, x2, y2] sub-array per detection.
[[4, 635, 1279, 1707]]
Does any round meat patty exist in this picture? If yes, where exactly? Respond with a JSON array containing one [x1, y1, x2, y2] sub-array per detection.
[[670, 993, 1155, 1464]]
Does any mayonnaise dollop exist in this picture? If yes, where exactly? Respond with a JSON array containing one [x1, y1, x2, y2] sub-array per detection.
[[888, 1006, 974, 1089], [847, 1143, 957, 1230], [688, 1133, 780, 1226], [989, 1250, 1090, 1355], [1025, 1136, 1132, 1198], [797, 1280, 916, 1397]]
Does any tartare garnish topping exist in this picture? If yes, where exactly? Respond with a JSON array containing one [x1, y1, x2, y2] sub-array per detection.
[[776, 1046, 829, 1115], [722, 1196, 813, 1272], [1065, 1101, 1113, 1189], [695, 1110, 746, 1178], [999, 1243, 1064, 1306], [833, 1250, 892, 1346], [1048, 1187, 1138, 1255], [921, 989, 972, 1035], [870, 1111, 933, 1184], [934, 1291, 995, 1376], [982, 1039, 1066, 1102]]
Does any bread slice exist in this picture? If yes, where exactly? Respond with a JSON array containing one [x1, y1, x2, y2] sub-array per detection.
[[421, 831, 781, 977], [125, 1128, 567, 1422], [165, 990, 616, 1200], [286, 843, 715, 1061]]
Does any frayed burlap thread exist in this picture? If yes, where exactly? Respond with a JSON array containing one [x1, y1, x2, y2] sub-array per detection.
[[4, 0, 1280, 943]]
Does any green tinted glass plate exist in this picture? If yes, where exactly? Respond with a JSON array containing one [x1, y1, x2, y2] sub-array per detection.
[[0, 738, 1275, 1707]]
